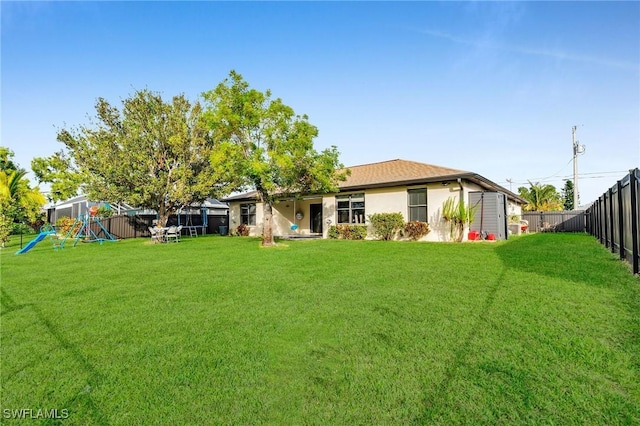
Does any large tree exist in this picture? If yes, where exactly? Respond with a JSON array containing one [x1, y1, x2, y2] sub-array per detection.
[[201, 71, 348, 246], [33, 90, 228, 226], [0, 148, 46, 247], [518, 181, 563, 212]]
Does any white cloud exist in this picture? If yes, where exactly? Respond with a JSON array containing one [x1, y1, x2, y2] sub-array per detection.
[[413, 27, 640, 72]]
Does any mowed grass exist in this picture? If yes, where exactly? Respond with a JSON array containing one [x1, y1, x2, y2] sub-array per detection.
[[1, 233, 639, 425]]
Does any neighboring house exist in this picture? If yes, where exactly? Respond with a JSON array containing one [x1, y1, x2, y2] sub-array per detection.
[[222, 159, 525, 241], [46, 195, 228, 225], [45, 195, 137, 224]]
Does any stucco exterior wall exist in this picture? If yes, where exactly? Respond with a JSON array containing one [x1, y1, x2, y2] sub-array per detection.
[[272, 198, 324, 236], [228, 201, 263, 237], [228, 179, 521, 241], [326, 183, 480, 242], [508, 200, 522, 216]]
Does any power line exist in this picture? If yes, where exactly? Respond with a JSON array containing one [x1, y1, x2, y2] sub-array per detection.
[[497, 170, 628, 186]]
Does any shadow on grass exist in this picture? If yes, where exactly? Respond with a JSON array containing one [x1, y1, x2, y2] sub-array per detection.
[[1, 287, 109, 424], [413, 267, 508, 424], [414, 234, 640, 423], [494, 233, 630, 286]]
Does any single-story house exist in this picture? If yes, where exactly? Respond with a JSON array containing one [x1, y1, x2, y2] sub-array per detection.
[[222, 159, 526, 241]]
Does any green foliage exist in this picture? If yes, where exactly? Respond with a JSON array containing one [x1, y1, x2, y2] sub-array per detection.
[[518, 181, 562, 212], [442, 196, 477, 242], [55, 216, 80, 235], [31, 152, 83, 202], [403, 221, 431, 241], [0, 149, 46, 247], [97, 205, 113, 218], [202, 70, 349, 246], [561, 180, 575, 210], [327, 224, 367, 240], [508, 214, 521, 224], [368, 212, 404, 240], [0, 147, 19, 173], [32, 90, 226, 226]]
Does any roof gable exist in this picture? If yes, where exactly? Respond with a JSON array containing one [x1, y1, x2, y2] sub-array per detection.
[[339, 159, 469, 190]]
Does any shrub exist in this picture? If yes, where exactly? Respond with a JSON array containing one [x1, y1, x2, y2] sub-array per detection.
[[327, 224, 367, 240], [55, 216, 80, 235], [11, 214, 46, 235], [442, 197, 477, 242], [403, 221, 431, 241], [368, 212, 404, 240], [98, 205, 113, 218], [232, 223, 250, 237], [345, 225, 367, 240]]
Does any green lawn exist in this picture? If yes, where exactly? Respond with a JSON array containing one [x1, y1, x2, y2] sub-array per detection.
[[1, 233, 638, 425]]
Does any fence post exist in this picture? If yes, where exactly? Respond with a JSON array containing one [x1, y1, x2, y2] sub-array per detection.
[[600, 197, 605, 242], [596, 200, 600, 238], [539, 211, 544, 232], [608, 188, 615, 253], [630, 169, 639, 274], [603, 194, 609, 246], [617, 180, 625, 260], [592, 201, 597, 238]]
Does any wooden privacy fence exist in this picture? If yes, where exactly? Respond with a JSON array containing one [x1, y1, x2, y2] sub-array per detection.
[[522, 211, 586, 233], [586, 168, 639, 274], [92, 214, 229, 240]]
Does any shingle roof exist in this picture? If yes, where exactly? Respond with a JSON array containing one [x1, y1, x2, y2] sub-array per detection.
[[338, 159, 469, 190], [220, 158, 525, 203]]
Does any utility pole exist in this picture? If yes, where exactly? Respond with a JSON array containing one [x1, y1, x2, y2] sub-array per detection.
[[506, 178, 513, 192], [572, 125, 585, 209]]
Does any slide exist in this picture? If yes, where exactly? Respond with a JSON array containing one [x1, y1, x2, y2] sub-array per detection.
[[15, 231, 53, 255]]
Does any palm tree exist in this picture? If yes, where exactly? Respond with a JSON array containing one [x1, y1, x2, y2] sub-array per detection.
[[0, 170, 46, 247], [518, 181, 562, 212]]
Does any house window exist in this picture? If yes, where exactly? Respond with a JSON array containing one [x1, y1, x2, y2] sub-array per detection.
[[408, 188, 427, 222], [240, 203, 256, 226], [336, 193, 365, 224]]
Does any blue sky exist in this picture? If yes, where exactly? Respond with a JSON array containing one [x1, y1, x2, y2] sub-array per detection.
[[2, 1, 639, 205]]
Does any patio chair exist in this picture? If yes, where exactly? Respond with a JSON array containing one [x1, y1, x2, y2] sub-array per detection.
[[165, 226, 180, 243], [149, 227, 163, 244]]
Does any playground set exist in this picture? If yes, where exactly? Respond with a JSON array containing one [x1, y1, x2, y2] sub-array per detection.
[[16, 206, 116, 255]]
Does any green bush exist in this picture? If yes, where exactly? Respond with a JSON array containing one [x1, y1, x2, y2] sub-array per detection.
[[231, 223, 250, 237], [327, 225, 367, 240], [55, 216, 80, 235], [98, 205, 113, 218], [368, 212, 404, 240], [403, 221, 431, 241]]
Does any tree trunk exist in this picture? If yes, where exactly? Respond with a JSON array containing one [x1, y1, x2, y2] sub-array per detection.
[[157, 201, 169, 228], [262, 200, 274, 246]]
